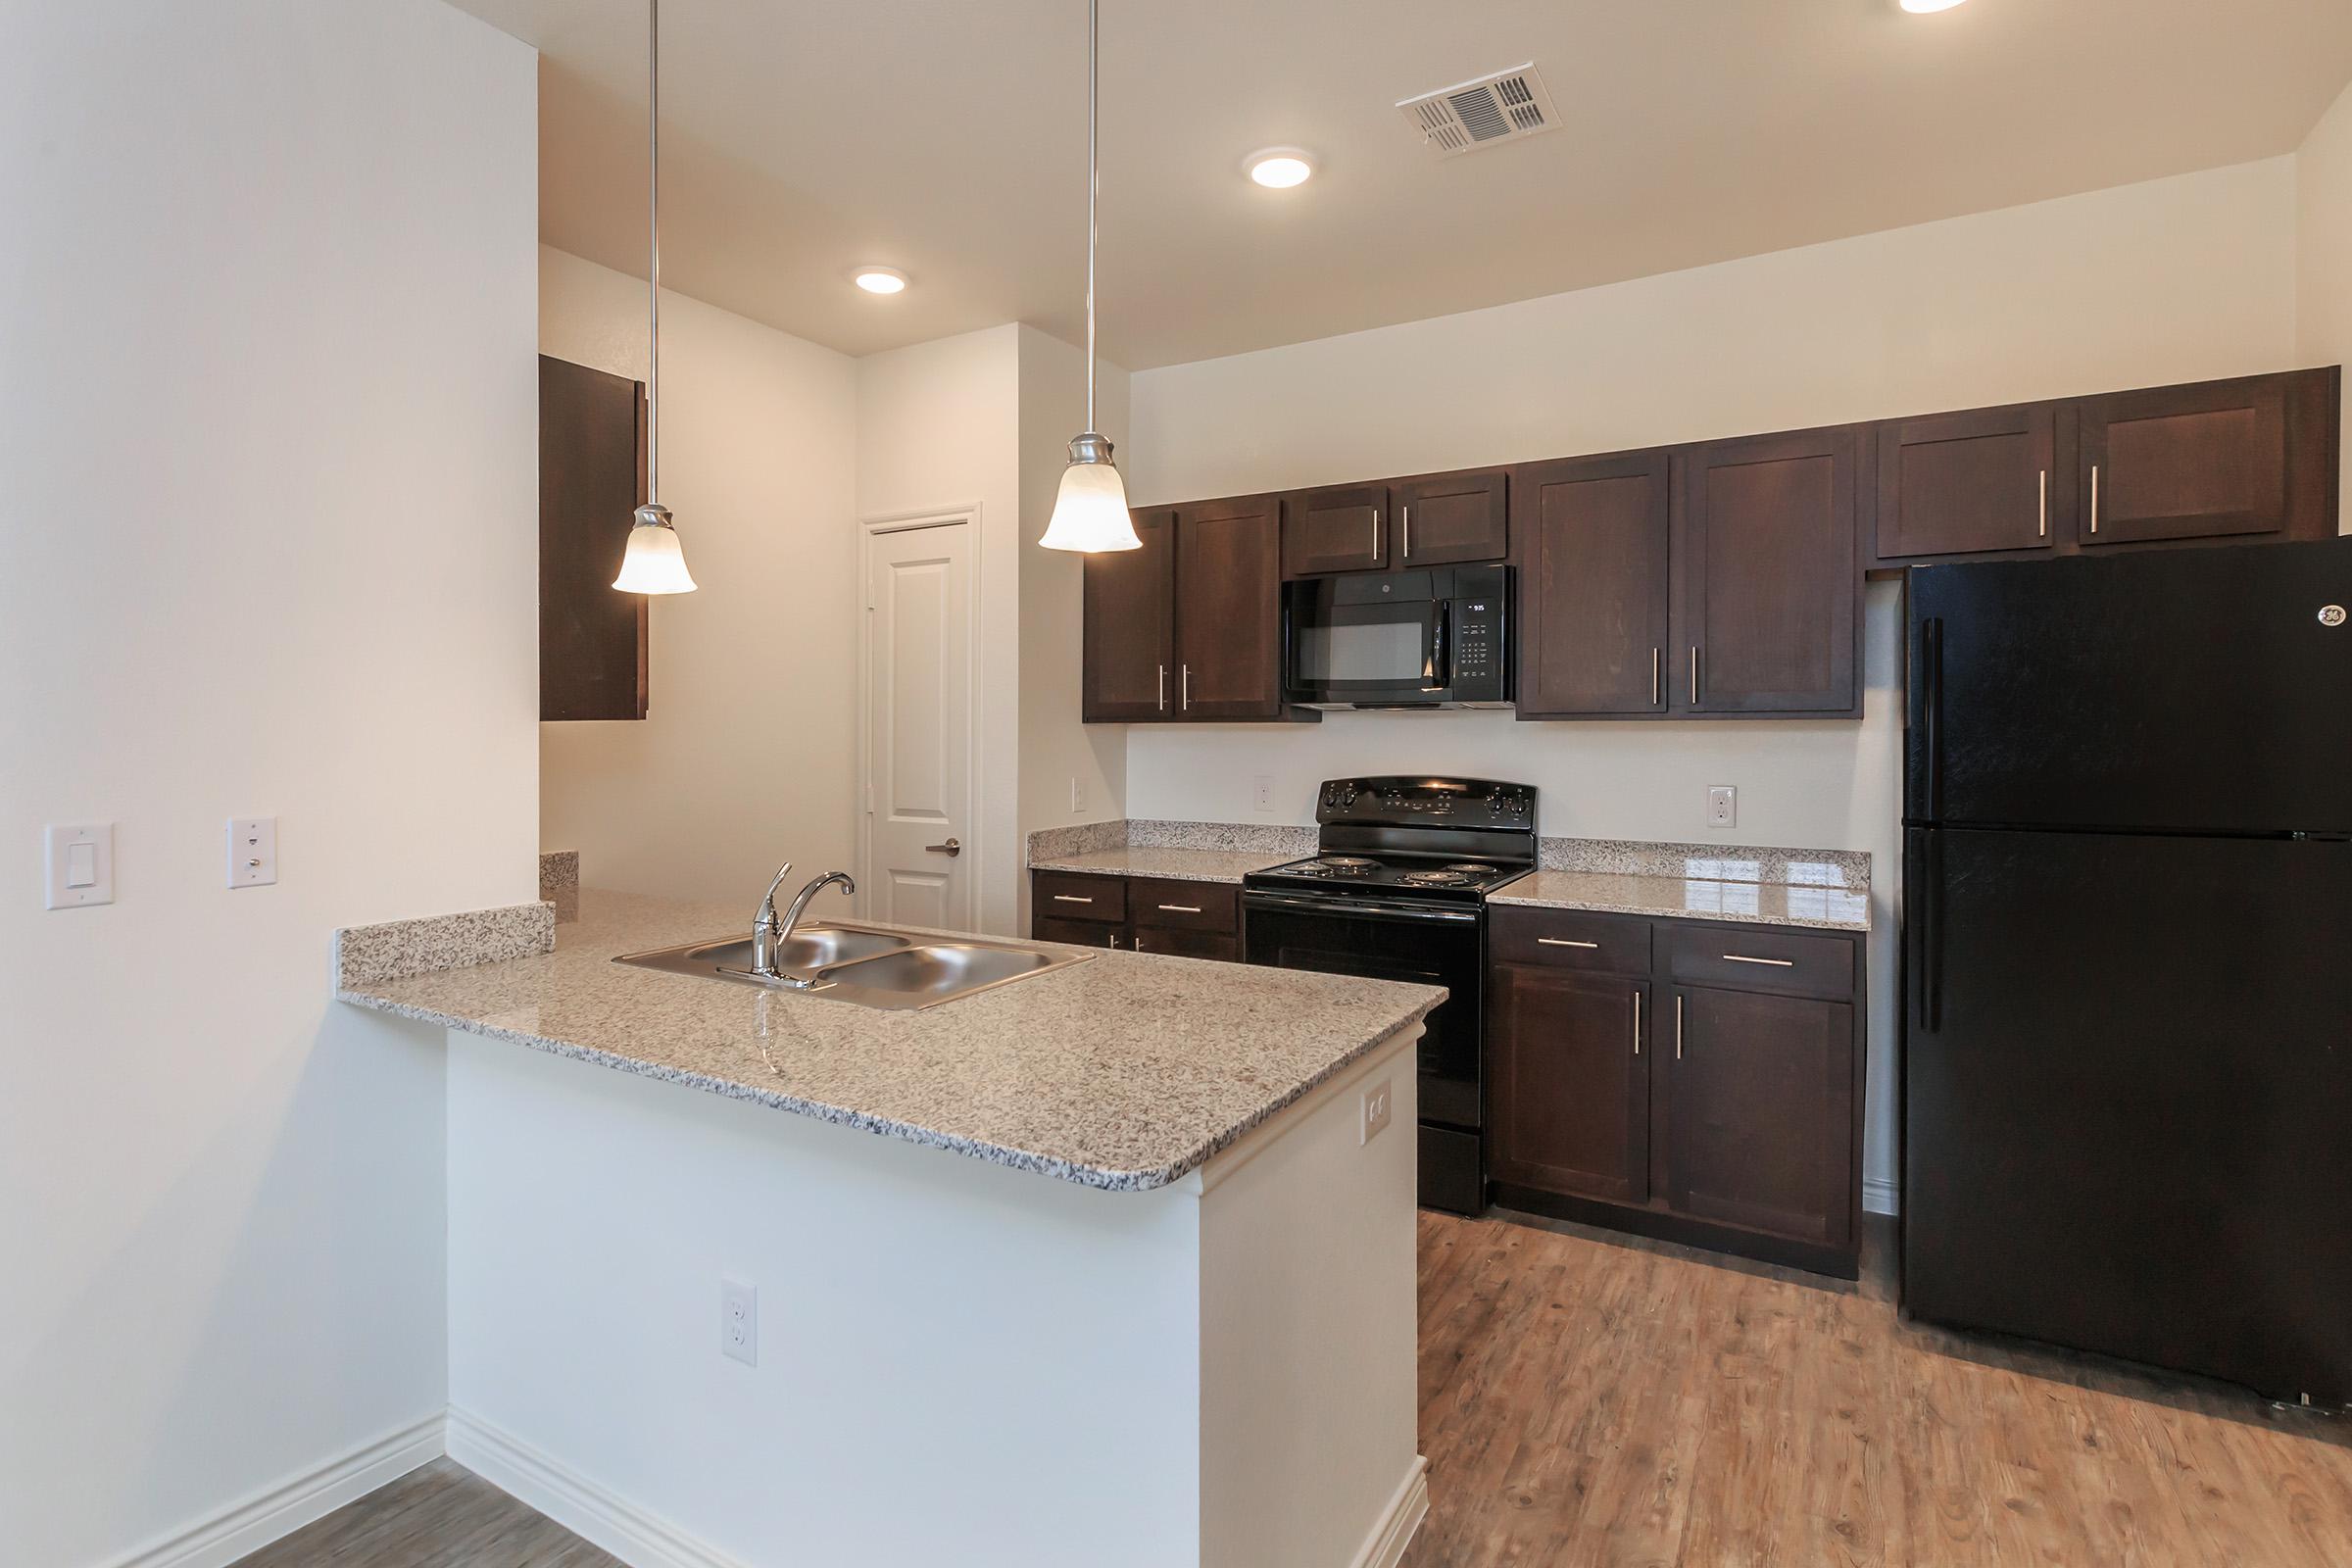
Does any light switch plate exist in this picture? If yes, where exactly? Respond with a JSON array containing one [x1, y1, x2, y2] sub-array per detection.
[[228, 816, 277, 888], [1707, 786, 1737, 830], [45, 823, 115, 909]]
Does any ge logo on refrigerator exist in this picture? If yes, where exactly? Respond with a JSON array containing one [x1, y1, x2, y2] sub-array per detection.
[[2322, 605, 2348, 628]]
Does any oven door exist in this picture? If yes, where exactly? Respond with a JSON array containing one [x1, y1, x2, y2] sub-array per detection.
[[1284, 577, 1450, 707], [1243, 890, 1486, 1213]]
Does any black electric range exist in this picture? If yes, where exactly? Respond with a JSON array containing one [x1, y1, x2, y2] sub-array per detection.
[[1243, 776, 1537, 1214]]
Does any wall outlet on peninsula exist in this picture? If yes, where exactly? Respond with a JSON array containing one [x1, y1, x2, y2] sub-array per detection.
[[1361, 1080, 1393, 1145], [720, 1279, 758, 1366]]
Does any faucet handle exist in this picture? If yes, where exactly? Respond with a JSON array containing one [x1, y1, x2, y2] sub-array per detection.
[[757, 860, 795, 919]]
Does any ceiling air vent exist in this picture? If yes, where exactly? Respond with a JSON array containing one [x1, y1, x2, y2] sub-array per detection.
[[1396, 63, 1560, 159]]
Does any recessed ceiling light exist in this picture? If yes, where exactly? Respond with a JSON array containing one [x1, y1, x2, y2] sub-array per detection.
[[851, 266, 907, 295], [1245, 148, 1317, 189], [1893, 0, 1969, 12]]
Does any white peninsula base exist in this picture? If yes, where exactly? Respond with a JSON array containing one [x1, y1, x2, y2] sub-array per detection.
[[440, 1022, 1427, 1568]]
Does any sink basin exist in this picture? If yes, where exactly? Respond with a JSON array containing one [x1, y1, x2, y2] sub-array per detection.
[[613, 923, 1091, 1009]]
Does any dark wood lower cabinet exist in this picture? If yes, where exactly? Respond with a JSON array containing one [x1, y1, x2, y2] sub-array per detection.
[[1488, 905, 1866, 1278], [1027, 870, 1244, 960]]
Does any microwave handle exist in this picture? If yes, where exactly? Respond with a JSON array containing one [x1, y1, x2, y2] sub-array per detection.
[[1424, 600, 1451, 688]]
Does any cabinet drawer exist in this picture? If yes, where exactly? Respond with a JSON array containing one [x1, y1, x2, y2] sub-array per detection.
[[1490, 907, 1651, 976], [1128, 878, 1239, 934], [1664, 924, 1854, 1000], [1032, 872, 1127, 924], [1129, 927, 1238, 962], [1032, 914, 1119, 949]]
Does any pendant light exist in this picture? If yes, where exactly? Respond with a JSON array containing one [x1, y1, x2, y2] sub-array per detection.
[[1038, 0, 1141, 553], [613, 0, 698, 594]]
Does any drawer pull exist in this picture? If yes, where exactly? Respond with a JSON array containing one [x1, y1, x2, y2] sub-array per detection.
[[1156, 903, 1203, 913], [1722, 954, 1796, 967], [1053, 895, 1095, 905], [1538, 938, 1600, 950]]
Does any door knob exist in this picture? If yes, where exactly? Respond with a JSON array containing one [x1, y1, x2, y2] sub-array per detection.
[[925, 838, 961, 857]]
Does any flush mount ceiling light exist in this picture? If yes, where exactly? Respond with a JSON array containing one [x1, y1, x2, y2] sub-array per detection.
[[1893, 0, 1970, 12], [613, 0, 697, 596], [1039, 0, 1141, 554], [1245, 148, 1316, 189], [852, 266, 908, 295]]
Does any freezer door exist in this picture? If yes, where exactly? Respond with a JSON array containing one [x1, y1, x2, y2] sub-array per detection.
[[1906, 538, 2352, 833], [1902, 827, 2352, 1403]]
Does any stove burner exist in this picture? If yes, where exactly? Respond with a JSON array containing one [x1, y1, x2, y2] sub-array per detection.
[[1444, 862, 1497, 875], [1315, 857, 1377, 870], [1401, 869, 1470, 886]]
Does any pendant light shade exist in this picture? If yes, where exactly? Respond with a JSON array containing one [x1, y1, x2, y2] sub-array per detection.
[[1039, 0, 1141, 554], [613, 503, 698, 594], [614, 0, 697, 595]]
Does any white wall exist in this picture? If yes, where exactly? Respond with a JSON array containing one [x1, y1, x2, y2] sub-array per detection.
[[1124, 158, 2306, 1212], [538, 246, 859, 904], [2300, 77, 2352, 516], [1017, 325, 1130, 927], [0, 4, 538, 1565]]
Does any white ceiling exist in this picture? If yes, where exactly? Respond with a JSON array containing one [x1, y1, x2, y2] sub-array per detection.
[[449, 0, 2352, 370]]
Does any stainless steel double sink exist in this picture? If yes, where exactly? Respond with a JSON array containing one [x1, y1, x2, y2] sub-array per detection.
[[613, 923, 1091, 1010]]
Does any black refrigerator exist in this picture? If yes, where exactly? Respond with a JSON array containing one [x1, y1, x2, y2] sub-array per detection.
[[1902, 538, 2352, 1406]]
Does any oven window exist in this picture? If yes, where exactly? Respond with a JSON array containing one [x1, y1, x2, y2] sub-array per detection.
[[1296, 617, 1427, 683]]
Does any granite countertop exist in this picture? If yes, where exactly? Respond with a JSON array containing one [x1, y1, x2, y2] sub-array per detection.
[[1026, 846, 1289, 883], [1491, 869, 1872, 932], [338, 890, 1443, 1193]]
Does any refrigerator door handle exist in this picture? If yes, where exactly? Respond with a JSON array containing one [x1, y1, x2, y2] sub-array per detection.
[[1923, 830, 1945, 1031], [1922, 616, 1945, 821]]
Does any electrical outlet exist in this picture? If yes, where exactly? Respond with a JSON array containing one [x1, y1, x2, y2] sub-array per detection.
[[1361, 1079, 1393, 1145], [1069, 776, 1086, 814], [1253, 775, 1274, 813], [720, 1279, 757, 1366], [1707, 786, 1737, 830]]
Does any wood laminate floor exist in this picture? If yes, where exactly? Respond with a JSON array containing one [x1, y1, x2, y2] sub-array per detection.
[[235, 1211, 2350, 1567]]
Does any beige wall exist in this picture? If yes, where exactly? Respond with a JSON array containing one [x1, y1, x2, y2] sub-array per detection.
[[2300, 77, 2352, 517], [1122, 157, 2306, 1212], [538, 246, 859, 905], [0, 4, 538, 1563]]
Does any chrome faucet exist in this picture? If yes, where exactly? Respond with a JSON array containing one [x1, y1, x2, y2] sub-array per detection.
[[750, 863, 857, 979]]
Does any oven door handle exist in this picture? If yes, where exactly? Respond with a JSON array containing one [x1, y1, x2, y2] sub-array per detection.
[[1243, 891, 1481, 925]]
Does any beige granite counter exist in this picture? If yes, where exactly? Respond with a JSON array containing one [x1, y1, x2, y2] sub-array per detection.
[[1025, 845, 1289, 883], [1490, 869, 1872, 932], [337, 889, 1443, 1193]]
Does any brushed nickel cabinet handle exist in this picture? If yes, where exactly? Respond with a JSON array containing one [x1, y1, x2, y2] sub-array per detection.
[[1156, 904, 1202, 913], [1402, 505, 1411, 559], [1690, 647, 1700, 707], [1634, 990, 1642, 1056], [2038, 468, 2048, 538], [1132, 933, 1144, 952], [1107, 932, 1121, 949], [1181, 663, 1192, 710], [1371, 509, 1382, 562], [1538, 938, 1600, 949], [1053, 894, 1094, 905], [1651, 647, 1661, 707], [2090, 464, 2100, 535], [1723, 954, 1796, 967], [1676, 994, 1685, 1060], [1157, 664, 1166, 711]]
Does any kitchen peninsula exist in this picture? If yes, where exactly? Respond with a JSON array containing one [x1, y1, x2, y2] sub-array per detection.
[[335, 888, 1441, 1568]]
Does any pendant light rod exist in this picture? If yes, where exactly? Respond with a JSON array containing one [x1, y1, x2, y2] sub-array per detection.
[[1084, 0, 1099, 436], [647, 0, 662, 505]]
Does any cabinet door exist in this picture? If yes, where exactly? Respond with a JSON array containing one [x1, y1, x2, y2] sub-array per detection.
[[1282, 483, 1389, 576], [1394, 468, 1507, 567], [2077, 374, 2294, 548], [1675, 426, 1863, 715], [1175, 496, 1284, 719], [1874, 403, 2064, 564], [1662, 986, 1854, 1248], [540, 356, 649, 721], [1032, 914, 1121, 949], [1490, 964, 1650, 1203], [1513, 451, 1671, 717], [1081, 509, 1175, 721], [1128, 926, 1239, 962]]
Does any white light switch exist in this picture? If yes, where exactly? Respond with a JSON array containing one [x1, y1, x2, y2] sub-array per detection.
[[44, 823, 115, 909], [228, 816, 277, 888]]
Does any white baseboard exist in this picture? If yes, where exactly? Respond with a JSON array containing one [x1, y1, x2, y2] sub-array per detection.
[[1350, 1455, 1430, 1568], [444, 1407, 750, 1568], [1864, 1177, 1901, 1216], [97, 1412, 444, 1568]]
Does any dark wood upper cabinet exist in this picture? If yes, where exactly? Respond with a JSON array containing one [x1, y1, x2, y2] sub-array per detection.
[[1080, 509, 1176, 722], [1490, 963, 1651, 1203], [1873, 402, 2066, 564], [539, 355, 648, 721], [1674, 425, 1864, 716], [1514, 451, 1672, 717], [1175, 495, 1285, 718], [1662, 985, 1855, 1250], [1393, 467, 1508, 567], [2078, 370, 2336, 549], [1282, 483, 1389, 576]]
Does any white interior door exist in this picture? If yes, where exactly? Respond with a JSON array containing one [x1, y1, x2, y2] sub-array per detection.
[[860, 519, 974, 931]]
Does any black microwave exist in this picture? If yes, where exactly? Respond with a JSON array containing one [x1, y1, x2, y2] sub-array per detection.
[[1282, 565, 1513, 710]]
